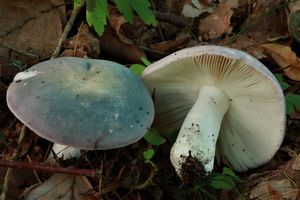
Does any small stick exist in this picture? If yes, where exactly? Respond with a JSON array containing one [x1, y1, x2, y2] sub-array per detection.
[[51, 0, 86, 59], [154, 11, 190, 28], [0, 125, 26, 200], [0, 160, 99, 177], [3, 43, 39, 58]]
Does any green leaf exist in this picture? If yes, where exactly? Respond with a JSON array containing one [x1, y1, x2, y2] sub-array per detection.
[[114, 0, 134, 23], [141, 57, 151, 66], [285, 96, 295, 114], [86, 0, 108, 36], [144, 129, 166, 145], [274, 74, 289, 90], [285, 93, 300, 114], [222, 167, 239, 179], [286, 93, 300, 109], [128, 0, 158, 26], [143, 148, 155, 160], [210, 175, 235, 190], [129, 64, 146, 76]]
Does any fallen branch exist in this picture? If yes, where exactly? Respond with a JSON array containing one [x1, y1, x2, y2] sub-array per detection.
[[51, 0, 85, 59], [0, 160, 99, 177]]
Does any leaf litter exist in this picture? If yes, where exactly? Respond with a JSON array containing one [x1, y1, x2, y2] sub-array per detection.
[[0, 0, 300, 199]]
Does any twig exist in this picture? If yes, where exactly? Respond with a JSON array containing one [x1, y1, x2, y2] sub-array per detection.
[[51, 0, 86, 59], [154, 11, 190, 28], [0, 125, 26, 200], [2, 43, 39, 58], [150, 0, 165, 41], [73, 22, 84, 56], [271, 65, 291, 73], [133, 163, 158, 190], [0, 160, 99, 177]]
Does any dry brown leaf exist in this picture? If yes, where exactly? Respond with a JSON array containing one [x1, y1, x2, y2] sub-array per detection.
[[283, 64, 300, 81], [0, 169, 37, 200], [61, 23, 100, 58], [0, 0, 65, 64], [219, 0, 238, 8], [250, 179, 299, 200], [181, 0, 214, 17], [262, 43, 300, 81], [100, 28, 146, 64], [108, 5, 146, 46], [150, 35, 191, 54], [249, 154, 300, 200], [199, 3, 233, 40], [25, 174, 94, 200], [166, 0, 190, 15], [261, 43, 298, 67]]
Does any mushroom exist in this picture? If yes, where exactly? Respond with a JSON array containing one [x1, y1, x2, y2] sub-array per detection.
[[7, 57, 154, 153], [141, 45, 285, 179]]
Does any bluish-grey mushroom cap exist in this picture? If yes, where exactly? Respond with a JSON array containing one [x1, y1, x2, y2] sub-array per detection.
[[7, 57, 154, 150]]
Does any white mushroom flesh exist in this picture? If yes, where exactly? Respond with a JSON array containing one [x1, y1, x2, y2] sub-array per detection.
[[170, 85, 230, 175], [142, 46, 285, 175]]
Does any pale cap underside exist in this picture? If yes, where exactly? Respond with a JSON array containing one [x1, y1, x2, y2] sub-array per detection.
[[142, 45, 286, 171]]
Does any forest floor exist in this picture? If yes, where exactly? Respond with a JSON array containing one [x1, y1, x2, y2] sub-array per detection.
[[0, 0, 300, 199]]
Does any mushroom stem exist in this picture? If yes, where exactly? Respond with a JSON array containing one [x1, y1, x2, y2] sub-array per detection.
[[170, 85, 230, 178]]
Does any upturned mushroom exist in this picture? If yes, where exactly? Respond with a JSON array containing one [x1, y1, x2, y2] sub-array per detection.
[[7, 57, 154, 152], [141, 45, 285, 179]]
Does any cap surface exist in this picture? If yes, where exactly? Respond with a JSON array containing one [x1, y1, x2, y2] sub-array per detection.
[[7, 57, 154, 150], [141, 45, 285, 171]]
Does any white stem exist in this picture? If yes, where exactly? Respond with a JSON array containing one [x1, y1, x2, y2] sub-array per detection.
[[170, 85, 230, 176], [47, 144, 81, 160]]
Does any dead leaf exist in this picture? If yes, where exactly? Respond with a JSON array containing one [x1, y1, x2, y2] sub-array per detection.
[[199, 3, 233, 40], [61, 23, 100, 58], [0, 169, 37, 200], [181, 0, 214, 18], [262, 43, 300, 81], [150, 35, 191, 54], [0, 0, 65, 64], [283, 64, 300, 81], [219, 0, 238, 8], [288, 0, 300, 43], [100, 27, 146, 64], [249, 154, 300, 200], [250, 179, 299, 200], [25, 174, 94, 200], [261, 43, 298, 67], [165, 0, 190, 15]]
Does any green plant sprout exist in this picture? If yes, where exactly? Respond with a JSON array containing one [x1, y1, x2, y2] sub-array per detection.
[[143, 148, 155, 165], [144, 128, 166, 145], [189, 167, 242, 199], [129, 57, 151, 75], [74, 0, 157, 37], [274, 73, 300, 114]]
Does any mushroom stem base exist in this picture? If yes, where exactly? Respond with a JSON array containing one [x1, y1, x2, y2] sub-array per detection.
[[170, 85, 230, 178]]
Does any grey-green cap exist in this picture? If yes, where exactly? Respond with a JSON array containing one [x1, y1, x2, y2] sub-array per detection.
[[7, 57, 154, 150]]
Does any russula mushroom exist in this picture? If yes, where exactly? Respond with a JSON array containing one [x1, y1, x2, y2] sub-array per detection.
[[7, 57, 154, 151], [141, 45, 285, 179]]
